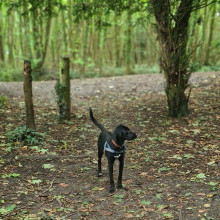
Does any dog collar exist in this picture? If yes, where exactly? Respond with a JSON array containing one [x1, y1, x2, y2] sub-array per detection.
[[112, 139, 121, 148]]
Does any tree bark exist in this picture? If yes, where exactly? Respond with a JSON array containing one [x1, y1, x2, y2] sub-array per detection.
[[60, 57, 71, 120], [23, 60, 36, 130]]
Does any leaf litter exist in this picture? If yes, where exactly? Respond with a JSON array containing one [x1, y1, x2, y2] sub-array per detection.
[[0, 73, 219, 219]]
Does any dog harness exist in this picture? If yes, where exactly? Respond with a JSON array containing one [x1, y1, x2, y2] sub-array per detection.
[[104, 141, 126, 156]]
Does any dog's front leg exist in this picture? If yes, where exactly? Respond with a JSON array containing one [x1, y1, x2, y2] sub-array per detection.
[[117, 155, 124, 189], [108, 157, 115, 193]]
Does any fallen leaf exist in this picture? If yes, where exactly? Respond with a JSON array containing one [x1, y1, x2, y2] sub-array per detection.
[[140, 172, 148, 176], [59, 183, 68, 187], [197, 193, 205, 196], [124, 213, 133, 218]]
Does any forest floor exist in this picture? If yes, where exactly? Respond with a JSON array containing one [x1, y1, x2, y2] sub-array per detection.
[[0, 72, 220, 220]]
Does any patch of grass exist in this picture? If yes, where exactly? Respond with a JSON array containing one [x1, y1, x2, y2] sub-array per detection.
[[198, 65, 220, 72], [190, 63, 220, 72], [134, 64, 160, 74], [0, 96, 8, 109]]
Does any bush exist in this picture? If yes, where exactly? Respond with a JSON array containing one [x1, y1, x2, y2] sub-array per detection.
[[0, 68, 23, 82], [7, 126, 44, 145]]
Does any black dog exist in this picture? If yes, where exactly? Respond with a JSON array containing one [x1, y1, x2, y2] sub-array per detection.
[[90, 108, 137, 193]]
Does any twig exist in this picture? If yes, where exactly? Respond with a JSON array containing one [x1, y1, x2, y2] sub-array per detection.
[[178, 200, 183, 220], [42, 179, 55, 194]]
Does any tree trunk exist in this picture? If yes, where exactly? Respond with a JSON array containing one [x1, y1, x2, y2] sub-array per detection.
[[199, 0, 208, 65], [68, 0, 75, 66], [125, 3, 132, 75], [61, 0, 68, 53], [0, 8, 4, 62], [60, 57, 71, 120], [7, 11, 15, 65], [114, 13, 121, 67], [204, 3, 216, 65], [32, 11, 41, 61], [23, 60, 36, 130], [22, 0, 33, 59], [40, 14, 52, 68], [36, 0, 52, 70], [151, 0, 193, 117], [81, 20, 89, 77]]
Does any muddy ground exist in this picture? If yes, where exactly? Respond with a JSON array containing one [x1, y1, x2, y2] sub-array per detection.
[[0, 72, 219, 220]]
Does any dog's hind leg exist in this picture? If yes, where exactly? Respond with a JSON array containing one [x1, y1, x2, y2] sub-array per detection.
[[98, 150, 103, 177]]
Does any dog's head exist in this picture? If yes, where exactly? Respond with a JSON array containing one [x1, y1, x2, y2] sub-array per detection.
[[114, 124, 137, 143]]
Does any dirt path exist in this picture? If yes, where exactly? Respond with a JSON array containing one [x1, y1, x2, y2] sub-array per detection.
[[0, 72, 219, 102]]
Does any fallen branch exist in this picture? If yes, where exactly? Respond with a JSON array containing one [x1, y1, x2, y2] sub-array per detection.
[[17, 154, 89, 160]]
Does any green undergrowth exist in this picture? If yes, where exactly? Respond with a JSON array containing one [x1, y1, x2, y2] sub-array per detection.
[[0, 63, 219, 81], [6, 126, 45, 146]]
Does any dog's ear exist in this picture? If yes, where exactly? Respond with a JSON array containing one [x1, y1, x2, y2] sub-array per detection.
[[116, 133, 124, 142], [116, 128, 125, 142]]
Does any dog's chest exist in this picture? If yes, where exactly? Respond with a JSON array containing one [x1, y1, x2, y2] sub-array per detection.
[[104, 141, 126, 155]]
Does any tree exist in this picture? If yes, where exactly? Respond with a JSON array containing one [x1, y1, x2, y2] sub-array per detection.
[[89, 0, 217, 117], [149, 0, 217, 117]]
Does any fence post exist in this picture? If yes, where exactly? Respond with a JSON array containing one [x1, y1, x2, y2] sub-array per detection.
[[60, 57, 71, 120], [23, 60, 36, 130]]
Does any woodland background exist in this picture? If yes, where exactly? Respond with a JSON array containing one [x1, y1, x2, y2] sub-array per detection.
[[0, 1, 220, 219], [0, 0, 220, 81]]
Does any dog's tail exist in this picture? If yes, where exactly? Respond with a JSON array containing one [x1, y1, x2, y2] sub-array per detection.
[[89, 108, 106, 132]]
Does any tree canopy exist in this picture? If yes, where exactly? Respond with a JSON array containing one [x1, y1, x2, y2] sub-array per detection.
[[0, 0, 219, 81]]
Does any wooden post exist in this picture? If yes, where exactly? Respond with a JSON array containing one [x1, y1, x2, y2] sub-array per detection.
[[23, 60, 36, 130], [60, 57, 71, 120]]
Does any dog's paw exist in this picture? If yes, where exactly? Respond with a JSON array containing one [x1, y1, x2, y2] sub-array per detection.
[[117, 184, 123, 189], [97, 172, 103, 177], [117, 184, 128, 191], [109, 187, 115, 194]]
